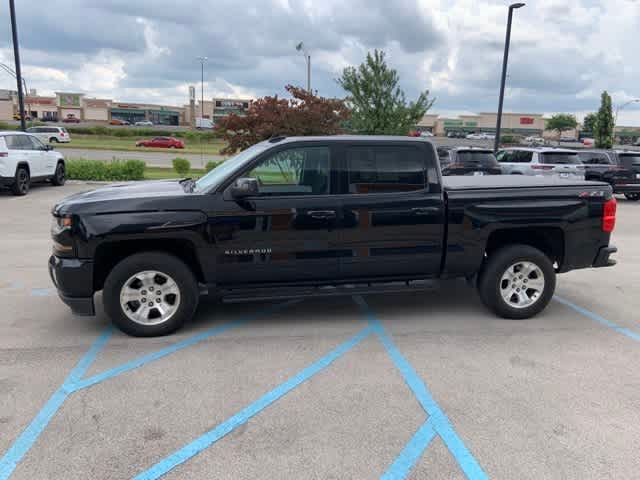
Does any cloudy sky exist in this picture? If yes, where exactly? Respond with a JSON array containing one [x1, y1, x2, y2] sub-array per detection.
[[1, 0, 640, 124]]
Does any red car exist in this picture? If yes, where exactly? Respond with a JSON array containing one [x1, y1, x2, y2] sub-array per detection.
[[136, 137, 185, 149], [62, 115, 81, 123]]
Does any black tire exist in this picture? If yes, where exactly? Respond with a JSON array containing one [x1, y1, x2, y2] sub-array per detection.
[[624, 193, 640, 201], [103, 252, 199, 337], [51, 162, 66, 186], [11, 166, 30, 196], [477, 244, 556, 319], [49, 137, 59, 143]]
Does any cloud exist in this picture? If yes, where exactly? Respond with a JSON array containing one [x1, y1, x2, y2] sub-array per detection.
[[0, 0, 638, 124]]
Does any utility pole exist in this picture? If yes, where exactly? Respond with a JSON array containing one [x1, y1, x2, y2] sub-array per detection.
[[296, 42, 311, 93], [9, 0, 26, 131], [197, 56, 208, 121], [494, 3, 525, 152]]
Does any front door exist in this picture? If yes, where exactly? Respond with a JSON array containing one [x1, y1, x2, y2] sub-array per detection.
[[210, 143, 342, 286], [336, 142, 444, 279]]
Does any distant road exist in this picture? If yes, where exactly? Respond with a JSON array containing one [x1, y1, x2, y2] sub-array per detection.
[[59, 148, 226, 168]]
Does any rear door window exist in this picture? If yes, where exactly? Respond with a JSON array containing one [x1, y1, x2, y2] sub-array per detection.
[[540, 152, 581, 164], [346, 145, 426, 194]]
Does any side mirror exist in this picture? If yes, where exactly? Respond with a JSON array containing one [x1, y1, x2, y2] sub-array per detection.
[[44, 144, 54, 151], [230, 177, 259, 199]]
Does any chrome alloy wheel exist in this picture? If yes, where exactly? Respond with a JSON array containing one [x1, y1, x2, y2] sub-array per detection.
[[499, 261, 545, 309], [120, 270, 181, 325]]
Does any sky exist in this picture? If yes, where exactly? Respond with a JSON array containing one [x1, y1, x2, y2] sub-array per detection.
[[1, 0, 640, 125]]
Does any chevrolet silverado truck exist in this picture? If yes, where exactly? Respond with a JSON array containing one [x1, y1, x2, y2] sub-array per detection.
[[50, 136, 618, 336]]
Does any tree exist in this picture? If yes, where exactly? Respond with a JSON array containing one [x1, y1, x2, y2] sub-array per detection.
[[546, 113, 578, 143], [582, 113, 597, 134], [218, 85, 350, 154], [594, 91, 614, 149], [337, 49, 434, 135]]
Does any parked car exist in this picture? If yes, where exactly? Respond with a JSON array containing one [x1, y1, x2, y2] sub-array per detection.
[[420, 131, 434, 138], [26, 126, 71, 144], [577, 149, 640, 201], [633, 138, 640, 146], [582, 138, 595, 147], [49, 135, 617, 336], [13, 113, 31, 121], [559, 135, 577, 143], [466, 133, 485, 140], [62, 115, 81, 124], [497, 148, 585, 180], [447, 131, 466, 139], [196, 118, 213, 129], [438, 147, 502, 176], [408, 130, 421, 137], [110, 119, 130, 126], [136, 137, 184, 149], [0, 131, 66, 196], [135, 120, 154, 127], [523, 136, 545, 146]]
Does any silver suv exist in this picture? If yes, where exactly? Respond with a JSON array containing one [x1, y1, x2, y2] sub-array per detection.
[[26, 126, 71, 144], [496, 147, 585, 180]]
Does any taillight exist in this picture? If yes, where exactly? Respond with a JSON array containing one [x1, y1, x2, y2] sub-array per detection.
[[602, 197, 617, 233], [531, 164, 554, 170], [0, 152, 7, 157], [60, 132, 65, 136]]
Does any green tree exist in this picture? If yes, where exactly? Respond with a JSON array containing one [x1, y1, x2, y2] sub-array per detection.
[[337, 49, 434, 135], [594, 91, 614, 149], [546, 113, 578, 143], [582, 112, 597, 134]]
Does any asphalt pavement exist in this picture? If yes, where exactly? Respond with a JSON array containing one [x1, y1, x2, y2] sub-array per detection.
[[1, 183, 639, 480]]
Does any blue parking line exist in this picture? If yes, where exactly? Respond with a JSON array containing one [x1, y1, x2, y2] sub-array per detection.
[[133, 326, 373, 480], [554, 296, 640, 342], [380, 420, 437, 480], [0, 327, 113, 480], [0, 301, 297, 479], [71, 300, 298, 392], [354, 295, 488, 480]]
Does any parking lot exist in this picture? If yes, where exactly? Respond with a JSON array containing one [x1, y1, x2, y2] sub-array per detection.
[[1, 183, 639, 480]]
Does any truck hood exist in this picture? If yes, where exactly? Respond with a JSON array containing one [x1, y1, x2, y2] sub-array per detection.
[[53, 180, 192, 215]]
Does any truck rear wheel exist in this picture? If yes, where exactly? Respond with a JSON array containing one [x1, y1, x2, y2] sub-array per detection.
[[103, 252, 199, 336], [624, 193, 640, 201], [478, 244, 555, 319]]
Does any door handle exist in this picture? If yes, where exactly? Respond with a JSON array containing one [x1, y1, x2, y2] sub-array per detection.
[[411, 207, 440, 216], [308, 210, 337, 219]]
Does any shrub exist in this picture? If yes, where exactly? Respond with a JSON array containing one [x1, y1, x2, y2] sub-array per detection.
[[172, 157, 191, 175], [0, 121, 10, 130], [500, 134, 518, 144], [66, 159, 145, 181], [205, 161, 219, 172]]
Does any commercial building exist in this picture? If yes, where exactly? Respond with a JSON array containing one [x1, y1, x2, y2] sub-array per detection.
[[417, 112, 547, 136], [183, 97, 252, 126]]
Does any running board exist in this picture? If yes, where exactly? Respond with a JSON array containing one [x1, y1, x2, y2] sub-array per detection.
[[219, 279, 437, 303]]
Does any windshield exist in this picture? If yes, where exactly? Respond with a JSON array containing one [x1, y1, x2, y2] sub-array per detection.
[[455, 151, 498, 166], [540, 152, 581, 164], [195, 142, 271, 192]]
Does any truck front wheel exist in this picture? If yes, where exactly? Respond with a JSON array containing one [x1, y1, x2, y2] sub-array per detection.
[[103, 252, 199, 336], [478, 245, 555, 319]]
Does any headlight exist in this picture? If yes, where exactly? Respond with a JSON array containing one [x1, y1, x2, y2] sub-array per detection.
[[51, 215, 73, 236]]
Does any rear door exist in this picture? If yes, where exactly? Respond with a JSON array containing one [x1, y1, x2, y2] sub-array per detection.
[[335, 142, 444, 279], [6, 135, 44, 177]]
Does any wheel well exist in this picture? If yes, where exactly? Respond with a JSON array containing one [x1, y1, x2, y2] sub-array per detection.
[[16, 162, 30, 175], [485, 227, 564, 266], [93, 239, 205, 291]]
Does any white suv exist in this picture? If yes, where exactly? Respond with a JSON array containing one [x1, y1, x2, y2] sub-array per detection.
[[26, 126, 71, 143], [0, 132, 66, 196]]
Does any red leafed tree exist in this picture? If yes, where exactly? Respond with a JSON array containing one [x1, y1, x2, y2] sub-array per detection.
[[218, 85, 350, 154]]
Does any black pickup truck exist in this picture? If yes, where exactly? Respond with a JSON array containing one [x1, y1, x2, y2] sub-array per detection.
[[50, 136, 618, 336]]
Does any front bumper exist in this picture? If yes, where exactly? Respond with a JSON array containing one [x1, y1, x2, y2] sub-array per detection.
[[48, 255, 95, 316], [593, 246, 617, 268]]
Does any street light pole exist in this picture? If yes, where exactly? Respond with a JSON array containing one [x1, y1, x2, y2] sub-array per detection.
[[614, 99, 640, 128], [197, 56, 208, 121], [296, 42, 311, 93], [9, 0, 26, 131], [494, 2, 526, 152]]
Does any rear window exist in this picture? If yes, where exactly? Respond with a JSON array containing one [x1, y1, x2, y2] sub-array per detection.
[[455, 151, 499, 167], [577, 152, 612, 165], [618, 154, 640, 166], [540, 152, 581, 164]]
